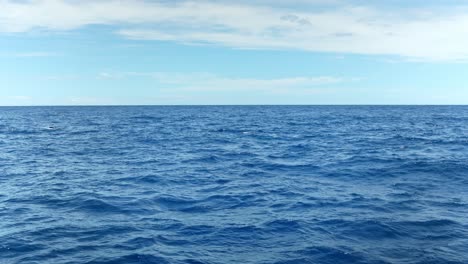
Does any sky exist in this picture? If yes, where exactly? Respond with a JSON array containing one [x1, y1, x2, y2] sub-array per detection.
[[1, 0, 468, 105]]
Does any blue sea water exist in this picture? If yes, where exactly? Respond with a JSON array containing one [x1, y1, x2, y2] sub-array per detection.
[[0, 106, 467, 264]]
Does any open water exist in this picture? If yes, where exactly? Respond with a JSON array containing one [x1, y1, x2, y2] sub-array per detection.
[[0, 106, 467, 264]]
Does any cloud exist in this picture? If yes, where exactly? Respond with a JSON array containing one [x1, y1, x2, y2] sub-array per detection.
[[67, 96, 119, 105], [2, 0, 468, 60], [109, 71, 345, 92], [117, 72, 351, 104], [0, 96, 34, 106], [98, 72, 121, 80], [8, 95, 33, 101]]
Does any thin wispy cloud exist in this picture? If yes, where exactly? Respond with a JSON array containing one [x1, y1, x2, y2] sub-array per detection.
[[99, 71, 347, 92], [8, 95, 33, 101], [1, 0, 468, 60], [67, 96, 119, 105]]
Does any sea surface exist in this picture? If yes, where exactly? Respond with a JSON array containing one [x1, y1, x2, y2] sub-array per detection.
[[0, 106, 467, 264]]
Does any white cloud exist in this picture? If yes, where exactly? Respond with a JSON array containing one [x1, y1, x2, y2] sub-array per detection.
[[0, 95, 33, 106], [2, 0, 468, 60], [122, 72, 349, 104], [111, 71, 345, 92], [98, 72, 121, 79], [8, 95, 33, 101], [67, 96, 119, 105]]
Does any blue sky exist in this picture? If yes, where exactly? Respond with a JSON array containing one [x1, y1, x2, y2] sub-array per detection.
[[1, 0, 468, 105]]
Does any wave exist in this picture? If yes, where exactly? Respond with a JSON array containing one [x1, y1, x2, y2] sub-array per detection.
[[2, 106, 468, 264]]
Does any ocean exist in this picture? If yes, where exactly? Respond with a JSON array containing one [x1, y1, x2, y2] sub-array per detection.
[[0, 106, 467, 264]]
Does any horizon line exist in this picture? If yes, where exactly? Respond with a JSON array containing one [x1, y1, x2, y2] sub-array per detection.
[[1, 104, 467, 107]]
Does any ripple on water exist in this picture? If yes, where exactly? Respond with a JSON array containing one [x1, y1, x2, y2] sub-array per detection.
[[1, 106, 468, 264]]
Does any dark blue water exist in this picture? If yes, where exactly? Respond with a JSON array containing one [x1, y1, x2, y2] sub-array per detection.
[[1, 106, 467, 264]]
